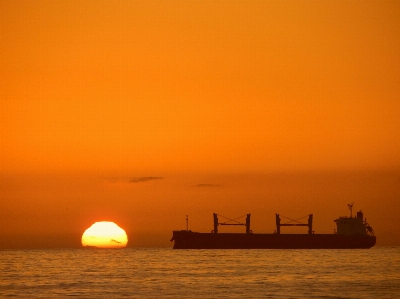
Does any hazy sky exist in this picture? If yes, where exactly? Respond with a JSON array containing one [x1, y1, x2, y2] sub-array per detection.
[[1, 1, 399, 248]]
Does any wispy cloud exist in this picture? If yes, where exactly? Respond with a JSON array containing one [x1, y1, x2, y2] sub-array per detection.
[[193, 183, 222, 188], [129, 177, 163, 183], [110, 239, 121, 243]]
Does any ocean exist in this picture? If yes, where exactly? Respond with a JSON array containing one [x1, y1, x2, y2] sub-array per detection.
[[1, 247, 399, 298]]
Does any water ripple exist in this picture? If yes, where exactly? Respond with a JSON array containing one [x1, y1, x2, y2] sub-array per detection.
[[0, 247, 399, 298]]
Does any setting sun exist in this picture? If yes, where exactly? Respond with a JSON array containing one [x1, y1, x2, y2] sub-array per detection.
[[81, 221, 128, 248]]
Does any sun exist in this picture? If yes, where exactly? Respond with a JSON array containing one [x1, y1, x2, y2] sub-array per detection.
[[82, 221, 128, 248]]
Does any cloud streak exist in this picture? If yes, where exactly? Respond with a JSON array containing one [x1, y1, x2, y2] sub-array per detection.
[[129, 177, 163, 183]]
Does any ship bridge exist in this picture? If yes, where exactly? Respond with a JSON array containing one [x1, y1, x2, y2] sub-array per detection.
[[334, 204, 374, 236]]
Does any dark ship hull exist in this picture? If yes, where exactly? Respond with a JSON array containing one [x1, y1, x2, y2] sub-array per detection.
[[172, 207, 376, 249], [171, 231, 376, 249]]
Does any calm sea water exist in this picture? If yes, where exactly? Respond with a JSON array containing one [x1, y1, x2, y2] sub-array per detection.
[[1, 247, 399, 298]]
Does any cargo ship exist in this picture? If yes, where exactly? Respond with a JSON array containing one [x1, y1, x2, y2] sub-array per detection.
[[171, 205, 376, 249]]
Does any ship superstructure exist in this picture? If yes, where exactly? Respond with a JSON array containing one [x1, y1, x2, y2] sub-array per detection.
[[334, 204, 374, 236]]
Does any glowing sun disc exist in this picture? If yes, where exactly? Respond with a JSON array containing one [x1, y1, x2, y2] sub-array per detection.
[[82, 221, 128, 248]]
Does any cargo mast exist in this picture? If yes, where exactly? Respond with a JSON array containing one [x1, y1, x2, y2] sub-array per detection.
[[275, 214, 313, 234], [213, 213, 251, 234]]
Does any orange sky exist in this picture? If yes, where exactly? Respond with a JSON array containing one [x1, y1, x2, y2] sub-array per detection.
[[1, 1, 400, 248]]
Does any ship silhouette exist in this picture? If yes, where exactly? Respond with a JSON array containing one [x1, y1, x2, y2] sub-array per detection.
[[171, 204, 376, 249]]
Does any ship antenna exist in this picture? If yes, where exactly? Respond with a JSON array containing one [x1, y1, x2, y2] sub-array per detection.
[[348, 203, 354, 218], [186, 215, 189, 231]]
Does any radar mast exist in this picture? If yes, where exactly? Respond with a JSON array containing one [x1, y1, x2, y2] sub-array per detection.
[[348, 203, 354, 218]]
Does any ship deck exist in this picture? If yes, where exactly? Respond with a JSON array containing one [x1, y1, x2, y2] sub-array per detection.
[[171, 231, 376, 249]]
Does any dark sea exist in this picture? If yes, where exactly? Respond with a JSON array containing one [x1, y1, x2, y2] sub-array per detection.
[[1, 247, 399, 298]]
